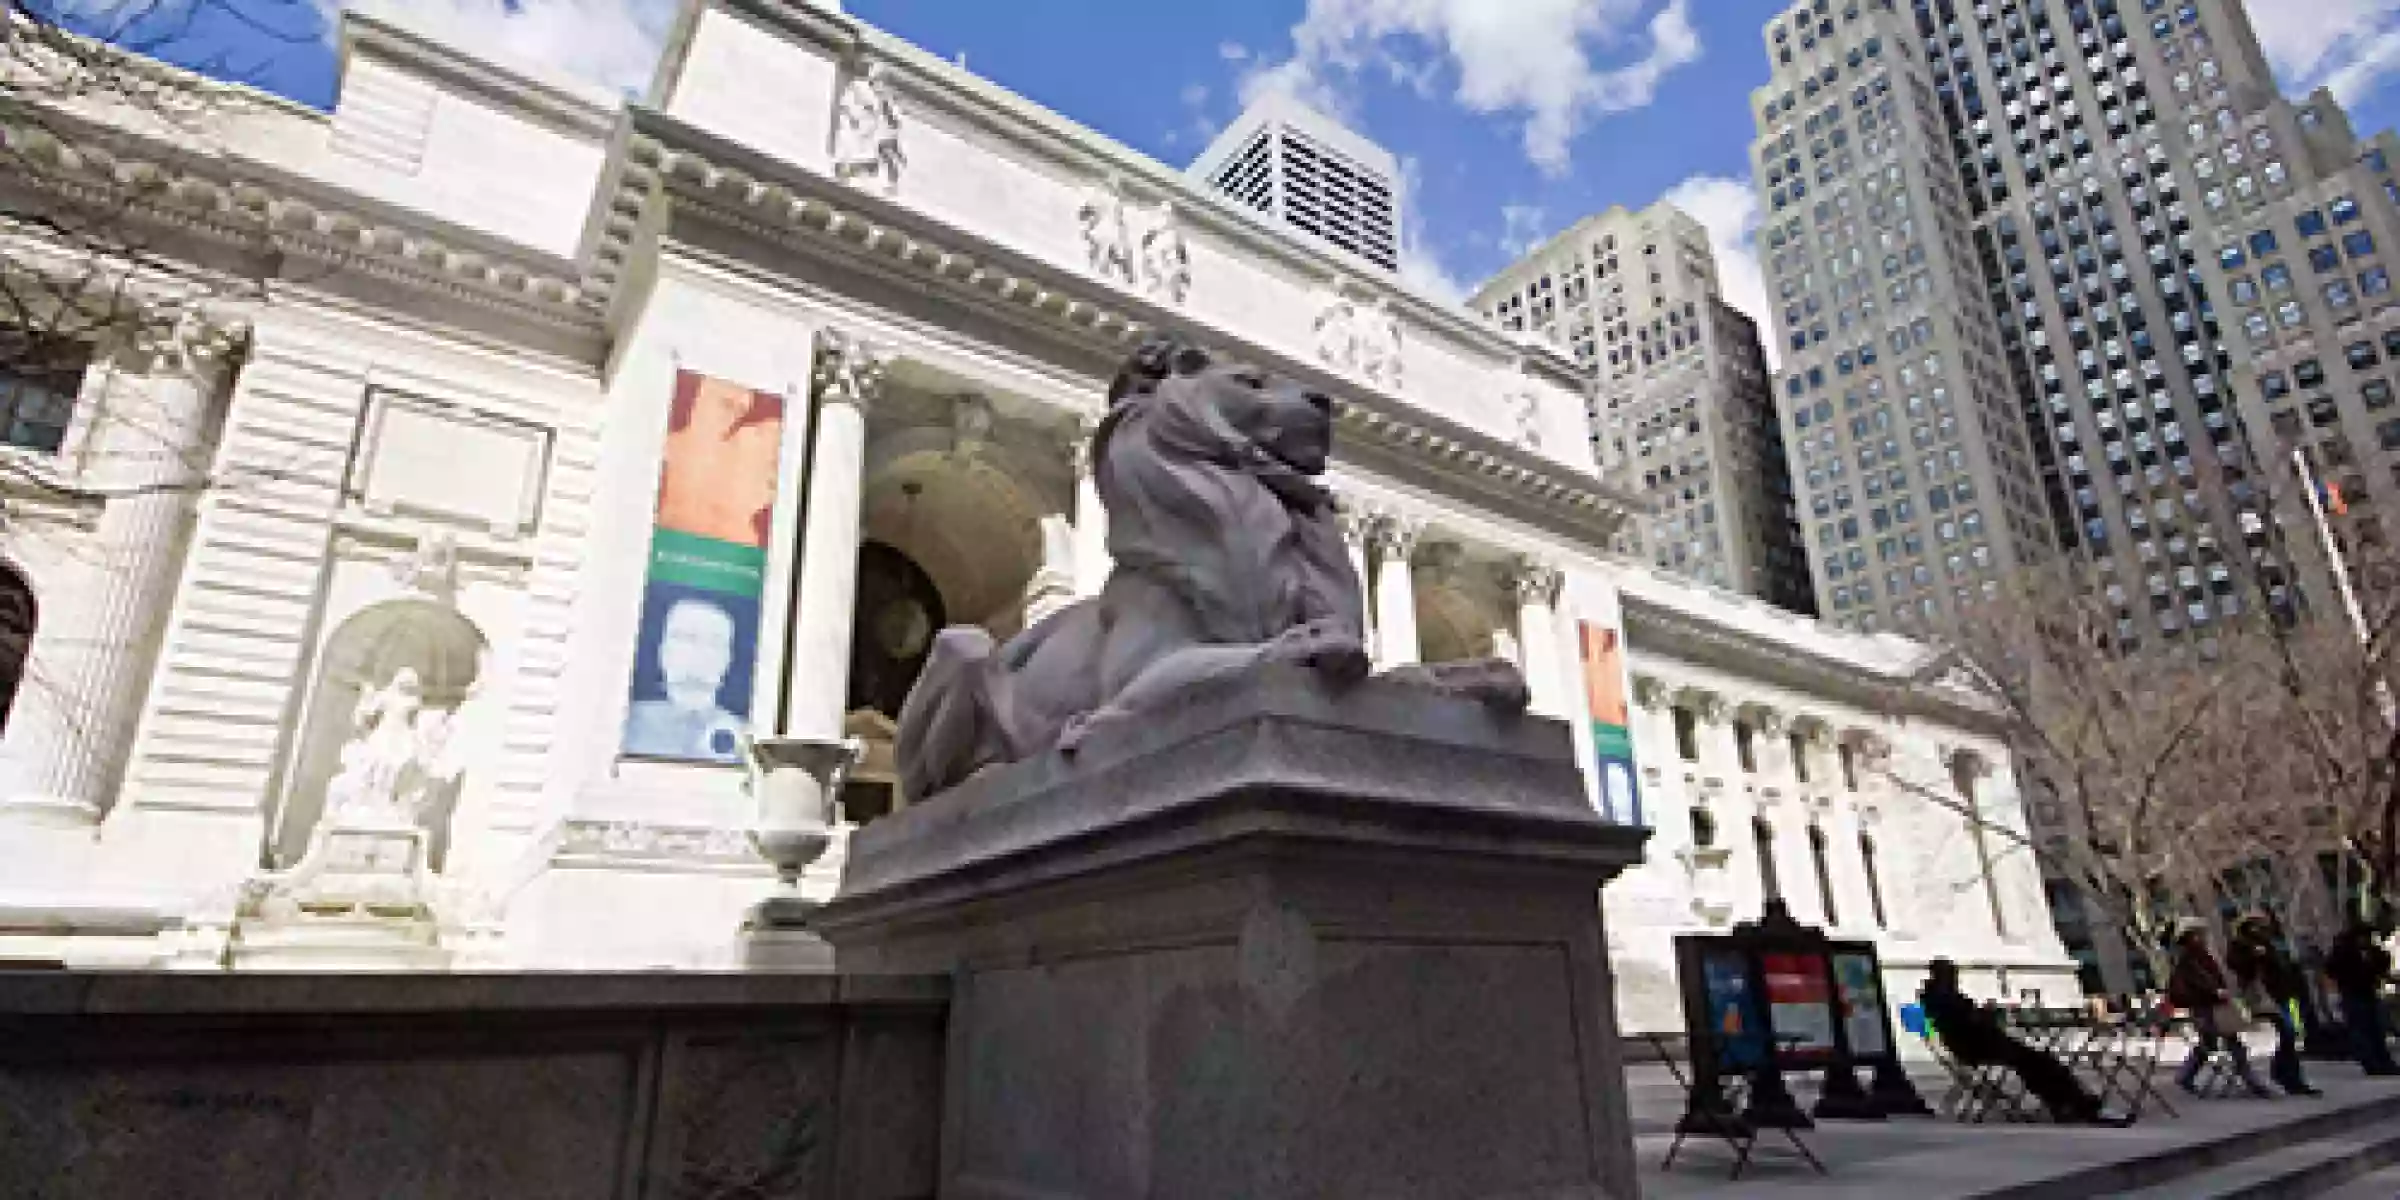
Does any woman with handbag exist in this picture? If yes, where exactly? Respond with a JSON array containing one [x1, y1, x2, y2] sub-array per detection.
[[2168, 920, 2274, 1098]]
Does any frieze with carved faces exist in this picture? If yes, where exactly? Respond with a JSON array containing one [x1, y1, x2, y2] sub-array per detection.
[[1311, 280, 1403, 390], [1076, 176, 1190, 304]]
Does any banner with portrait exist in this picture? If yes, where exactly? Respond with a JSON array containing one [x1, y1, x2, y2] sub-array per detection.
[[621, 370, 787, 763], [1578, 620, 1644, 825]]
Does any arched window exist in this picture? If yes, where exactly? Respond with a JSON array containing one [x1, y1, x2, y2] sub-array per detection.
[[1809, 824, 1840, 926], [0, 563, 33, 732]]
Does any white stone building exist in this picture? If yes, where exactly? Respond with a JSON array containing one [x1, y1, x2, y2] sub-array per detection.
[[0, 1, 2073, 1025]]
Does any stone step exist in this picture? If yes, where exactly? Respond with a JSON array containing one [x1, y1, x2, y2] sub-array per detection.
[[2107, 1128, 2400, 1199], [2310, 1164, 2400, 1200], [1969, 1091, 2400, 1199]]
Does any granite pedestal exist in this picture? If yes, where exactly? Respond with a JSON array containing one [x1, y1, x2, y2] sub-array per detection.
[[816, 666, 1652, 1200]]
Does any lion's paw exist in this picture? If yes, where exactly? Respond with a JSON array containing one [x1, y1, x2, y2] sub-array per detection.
[[1266, 620, 1371, 683], [1056, 710, 1104, 755], [1379, 658, 1532, 714]]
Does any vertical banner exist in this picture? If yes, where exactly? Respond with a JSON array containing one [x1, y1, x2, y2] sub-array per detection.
[[1577, 620, 1644, 825], [622, 370, 787, 763]]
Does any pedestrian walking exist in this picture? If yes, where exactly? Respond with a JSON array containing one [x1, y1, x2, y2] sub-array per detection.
[[2227, 913, 2320, 1096], [2169, 920, 2274, 1098], [2325, 918, 2400, 1076]]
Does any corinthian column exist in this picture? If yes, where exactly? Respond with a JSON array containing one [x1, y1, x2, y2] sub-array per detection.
[[1070, 413, 1111, 596], [782, 329, 890, 741], [1510, 559, 1567, 717], [8, 335, 225, 817], [1372, 515, 1424, 667], [1337, 503, 1379, 661]]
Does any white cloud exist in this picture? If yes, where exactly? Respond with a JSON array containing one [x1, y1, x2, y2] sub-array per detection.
[[1239, 0, 1701, 175], [1498, 203, 1550, 257], [2249, 2, 2400, 106], [312, 0, 676, 96], [1395, 155, 1469, 303], [1660, 173, 1774, 368], [1219, 40, 1251, 63]]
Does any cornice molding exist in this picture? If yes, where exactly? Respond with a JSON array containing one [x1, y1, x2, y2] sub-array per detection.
[[683, 0, 1579, 380], [1622, 594, 2005, 735], [0, 10, 317, 124], [622, 109, 1643, 549], [2, 105, 609, 342]]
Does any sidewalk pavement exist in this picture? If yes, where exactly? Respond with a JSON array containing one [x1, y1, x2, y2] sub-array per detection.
[[1628, 1057, 2400, 1198]]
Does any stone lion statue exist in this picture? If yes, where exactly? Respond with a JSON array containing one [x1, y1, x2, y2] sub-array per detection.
[[897, 334, 1526, 800]]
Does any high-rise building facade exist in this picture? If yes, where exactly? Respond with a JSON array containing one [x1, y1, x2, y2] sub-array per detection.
[[1188, 93, 1401, 273], [2186, 79, 2400, 597], [1757, 0, 2400, 645], [1751, 0, 2062, 637], [1471, 204, 1817, 611]]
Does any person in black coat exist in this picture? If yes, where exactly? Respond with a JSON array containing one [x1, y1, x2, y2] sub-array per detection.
[[2228, 914, 2319, 1095], [2325, 919, 2400, 1075], [1920, 958, 2130, 1125]]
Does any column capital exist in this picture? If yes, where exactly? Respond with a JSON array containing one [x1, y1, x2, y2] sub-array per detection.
[[1789, 714, 1837, 748], [811, 328, 893, 408], [1672, 686, 1728, 725], [1735, 701, 1784, 738], [1843, 730, 1892, 770], [1371, 513, 1426, 561], [1944, 745, 1993, 780], [1064, 409, 1104, 476], [1508, 558, 1565, 608], [1630, 673, 1670, 712], [1336, 501, 1378, 547]]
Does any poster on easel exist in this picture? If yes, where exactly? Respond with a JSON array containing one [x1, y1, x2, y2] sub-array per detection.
[[1833, 950, 1890, 1059], [1762, 951, 1836, 1062], [1702, 947, 1768, 1069]]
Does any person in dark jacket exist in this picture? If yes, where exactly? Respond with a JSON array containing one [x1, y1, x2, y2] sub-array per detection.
[[2325, 919, 2400, 1075], [2228, 914, 2319, 1095], [2169, 922, 2273, 1097], [1920, 958, 2130, 1125]]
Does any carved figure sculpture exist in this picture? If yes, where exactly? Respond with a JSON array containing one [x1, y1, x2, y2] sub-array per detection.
[[897, 335, 1527, 800], [1359, 296, 1403, 388], [1137, 199, 1191, 303], [323, 667, 465, 832], [1078, 177, 1135, 283], [1510, 381, 1543, 451], [1311, 281, 1355, 367], [831, 61, 904, 194]]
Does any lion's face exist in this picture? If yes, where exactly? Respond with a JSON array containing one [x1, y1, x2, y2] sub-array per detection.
[[1175, 359, 1337, 476]]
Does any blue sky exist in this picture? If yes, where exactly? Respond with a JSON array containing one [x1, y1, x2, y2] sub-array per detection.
[[51, 0, 2400, 325]]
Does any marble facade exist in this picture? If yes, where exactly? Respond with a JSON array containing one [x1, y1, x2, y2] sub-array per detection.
[[0, 0, 2073, 1020]]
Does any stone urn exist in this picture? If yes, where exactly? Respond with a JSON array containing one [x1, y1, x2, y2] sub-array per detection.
[[742, 734, 861, 927]]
